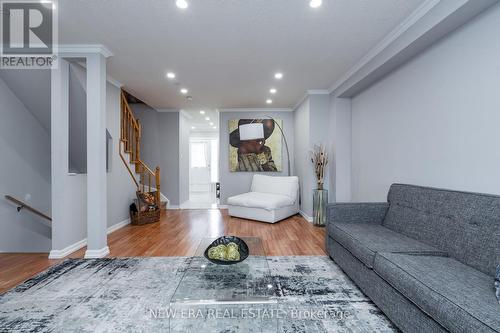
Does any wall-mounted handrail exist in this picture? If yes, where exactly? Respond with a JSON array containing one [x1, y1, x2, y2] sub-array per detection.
[[4, 195, 52, 222]]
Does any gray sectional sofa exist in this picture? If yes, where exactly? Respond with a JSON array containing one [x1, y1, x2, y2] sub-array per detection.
[[326, 184, 500, 333]]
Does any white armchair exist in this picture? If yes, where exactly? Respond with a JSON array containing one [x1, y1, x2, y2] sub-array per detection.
[[227, 174, 299, 223]]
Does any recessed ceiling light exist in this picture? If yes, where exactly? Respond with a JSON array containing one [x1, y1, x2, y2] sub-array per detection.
[[209, 122, 214, 126], [205, 117, 210, 121], [191, 126, 196, 130], [166, 72, 176, 79], [180, 88, 188, 94], [270, 88, 277, 94], [274, 72, 283, 80], [266, 99, 273, 104], [309, 0, 322, 8], [213, 126, 217, 129], [176, 0, 188, 9], [200, 110, 205, 114]]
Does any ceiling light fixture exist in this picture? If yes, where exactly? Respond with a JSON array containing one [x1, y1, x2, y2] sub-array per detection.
[[180, 88, 188, 94], [266, 99, 273, 104], [205, 117, 210, 121], [176, 0, 188, 9], [270, 88, 277, 94], [191, 126, 196, 130], [309, 0, 322, 8], [210, 122, 214, 126], [200, 110, 205, 114], [274, 72, 283, 80], [213, 126, 217, 129], [166, 72, 176, 79]]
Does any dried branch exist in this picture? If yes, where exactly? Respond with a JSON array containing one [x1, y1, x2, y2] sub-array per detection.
[[310, 144, 328, 190]]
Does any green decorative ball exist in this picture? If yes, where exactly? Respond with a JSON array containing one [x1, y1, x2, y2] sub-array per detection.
[[207, 242, 241, 261]]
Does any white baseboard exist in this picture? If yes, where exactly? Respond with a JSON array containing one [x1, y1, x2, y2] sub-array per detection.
[[84, 246, 110, 259], [167, 205, 180, 210], [299, 210, 313, 223], [49, 239, 87, 259], [48, 218, 130, 259], [107, 218, 131, 234]]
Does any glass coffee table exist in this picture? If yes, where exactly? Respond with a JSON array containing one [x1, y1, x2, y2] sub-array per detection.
[[169, 237, 278, 332], [170, 237, 277, 305]]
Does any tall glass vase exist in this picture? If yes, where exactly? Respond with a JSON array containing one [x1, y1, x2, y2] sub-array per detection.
[[313, 189, 328, 227]]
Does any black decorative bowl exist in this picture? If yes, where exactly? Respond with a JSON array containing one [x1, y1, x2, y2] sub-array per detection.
[[204, 236, 249, 265]]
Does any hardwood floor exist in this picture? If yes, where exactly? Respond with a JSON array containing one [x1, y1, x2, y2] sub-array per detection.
[[0, 209, 326, 294]]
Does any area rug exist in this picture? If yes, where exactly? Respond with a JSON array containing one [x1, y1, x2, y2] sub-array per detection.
[[0, 257, 398, 332]]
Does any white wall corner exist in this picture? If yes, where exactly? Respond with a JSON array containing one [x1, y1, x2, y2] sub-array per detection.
[[48, 239, 87, 259], [47, 219, 130, 259], [299, 210, 313, 223]]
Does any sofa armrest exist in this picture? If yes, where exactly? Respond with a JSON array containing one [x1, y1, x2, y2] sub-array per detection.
[[327, 202, 389, 226]]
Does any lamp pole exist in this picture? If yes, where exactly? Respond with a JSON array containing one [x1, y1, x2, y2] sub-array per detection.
[[264, 115, 291, 176]]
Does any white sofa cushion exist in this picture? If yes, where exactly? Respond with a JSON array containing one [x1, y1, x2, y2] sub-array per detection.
[[227, 192, 295, 211], [250, 174, 299, 199]]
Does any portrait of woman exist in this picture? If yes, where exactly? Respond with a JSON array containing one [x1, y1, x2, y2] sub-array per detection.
[[229, 119, 283, 172]]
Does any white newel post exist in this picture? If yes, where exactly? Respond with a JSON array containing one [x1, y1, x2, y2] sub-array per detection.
[[85, 53, 109, 258]]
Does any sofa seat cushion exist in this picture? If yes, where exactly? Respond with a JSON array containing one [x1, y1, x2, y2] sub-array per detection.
[[227, 192, 295, 211], [330, 223, 447, 268], [374, 252, 500, 333]]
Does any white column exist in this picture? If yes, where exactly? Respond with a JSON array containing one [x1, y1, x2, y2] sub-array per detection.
[[49, 59, 70, 258], [84, 53, 109, 258]]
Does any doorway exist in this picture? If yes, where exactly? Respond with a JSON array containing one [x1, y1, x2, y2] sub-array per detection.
[[179, 109, 220, 209], [188, 138, 218, 208]]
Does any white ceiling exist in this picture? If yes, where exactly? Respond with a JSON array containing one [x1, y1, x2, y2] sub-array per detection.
[[58, 0, 424, 109], [181, 109, 220, 133]]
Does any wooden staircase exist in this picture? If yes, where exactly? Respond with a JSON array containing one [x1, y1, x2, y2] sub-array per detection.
[[119, 90, 164, 211]]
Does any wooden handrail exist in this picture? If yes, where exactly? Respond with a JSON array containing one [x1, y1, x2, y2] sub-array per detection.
[[119, 90, 162, 207], [118, 141, 139, 188], [5, 195, 52, 222]]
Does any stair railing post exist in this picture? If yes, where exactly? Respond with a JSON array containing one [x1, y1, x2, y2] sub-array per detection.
[[155, 167, 161, 206]]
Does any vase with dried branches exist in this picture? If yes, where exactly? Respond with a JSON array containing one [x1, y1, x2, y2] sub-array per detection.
[[310, 144, 329, 227], [310, 144, 328, 190]]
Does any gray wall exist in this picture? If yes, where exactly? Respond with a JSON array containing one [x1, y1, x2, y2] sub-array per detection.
[[0, 76, 51, 252], [293, 94, 331, 217], [132, 105, 181, 206], [68, 64, 87, 174], [106, 83, 137, 228], [351, 4, 500, 201], [178, 112, 190, 205], [293, 99, 312, 216], [219, 110, 295, 205]]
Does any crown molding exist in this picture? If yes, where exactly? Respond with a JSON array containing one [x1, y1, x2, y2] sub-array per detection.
[[307, 89, 330, 95], [292, 89, 331, 110], [156, 108, 181, 113], [106, 75, 122, 88], [327, 0, 498, 98], [219, 108, 293, 113], [328, 0, 440, 95], [58, 44, 113, 58]]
